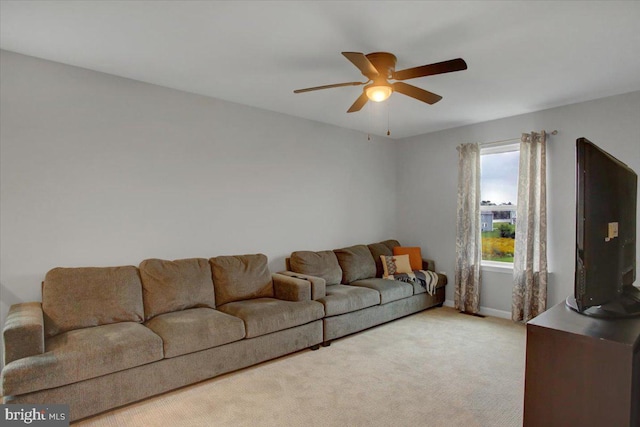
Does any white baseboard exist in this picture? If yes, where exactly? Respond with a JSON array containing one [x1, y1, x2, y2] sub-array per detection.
[[443, 299, 512, 319]]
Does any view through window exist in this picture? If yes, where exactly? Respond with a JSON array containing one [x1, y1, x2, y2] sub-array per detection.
[[480, 145, 520, 264]]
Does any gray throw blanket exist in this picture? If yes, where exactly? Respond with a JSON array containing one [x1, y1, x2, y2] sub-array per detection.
[[386, 270, 439, 295]]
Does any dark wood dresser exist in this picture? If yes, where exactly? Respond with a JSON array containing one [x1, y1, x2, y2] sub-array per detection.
[[523, 301, 640, 427]]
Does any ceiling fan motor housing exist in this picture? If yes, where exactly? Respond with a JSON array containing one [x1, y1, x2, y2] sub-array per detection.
[[365, 52, 397, 79]]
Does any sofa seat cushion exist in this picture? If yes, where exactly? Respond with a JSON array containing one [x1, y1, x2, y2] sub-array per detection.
[[217, 298, 324, 338], [145, 308, 246, 358], [349, 278, 414, 304], [318, 284, 380, 317], [410, 272, 448, 295], [2, 322, 163, 396]]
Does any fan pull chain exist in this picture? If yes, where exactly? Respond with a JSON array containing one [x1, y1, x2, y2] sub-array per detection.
[[368, 100, 373, 141], [387, 101, 391, 136]]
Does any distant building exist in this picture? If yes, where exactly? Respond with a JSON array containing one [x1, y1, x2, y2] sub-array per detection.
[[480, 205, 517, 231], [481, 211, 494, 232]]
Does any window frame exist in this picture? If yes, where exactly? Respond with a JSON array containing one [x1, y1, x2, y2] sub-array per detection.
[[479, 141, 520, 271]]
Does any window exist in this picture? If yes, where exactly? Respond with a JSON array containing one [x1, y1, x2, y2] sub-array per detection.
[[480, 142, 520, 267]]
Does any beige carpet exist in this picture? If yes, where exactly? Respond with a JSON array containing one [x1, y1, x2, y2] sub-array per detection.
[[74, 307, 526, 427]]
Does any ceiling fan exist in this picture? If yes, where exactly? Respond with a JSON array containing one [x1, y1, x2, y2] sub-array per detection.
[[294, 52, 467, 113]]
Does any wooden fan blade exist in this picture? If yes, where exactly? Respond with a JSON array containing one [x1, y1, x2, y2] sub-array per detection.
[[347, 92, 369, 113], [393, 82, 442, 105], [294, 81, 365, 93], [342, 52, 379, 78], [393, 58, 467, 81]]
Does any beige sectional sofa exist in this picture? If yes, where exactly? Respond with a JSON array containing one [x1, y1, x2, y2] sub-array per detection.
[[284, 239, 447, 345], [2, 254, 324, 421], [1, 241, 446, 422]]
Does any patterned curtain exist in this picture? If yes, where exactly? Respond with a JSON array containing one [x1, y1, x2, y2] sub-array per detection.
[[512, 131, 548, 322], [455, 143, 482, 314]]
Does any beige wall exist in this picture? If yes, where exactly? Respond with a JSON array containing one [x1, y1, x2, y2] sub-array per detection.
[[0, 51, 398, 335]]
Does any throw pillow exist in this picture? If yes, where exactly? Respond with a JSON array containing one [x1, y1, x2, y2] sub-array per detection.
[[367, 242, 393, 278], [393, 246, 423, 271], [380, 254, 412, 278]]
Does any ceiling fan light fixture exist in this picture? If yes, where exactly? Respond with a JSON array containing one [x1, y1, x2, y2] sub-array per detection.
[[294, 52, 467, 113], [365, 84, 393, 102]]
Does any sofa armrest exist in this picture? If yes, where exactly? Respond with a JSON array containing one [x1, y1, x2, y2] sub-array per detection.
[[272, 273, 312, 302], [436, 272, 448, 287], [3, 302, 45, 365], [277, 271, 326, 300], [422, 258, 436, 272]]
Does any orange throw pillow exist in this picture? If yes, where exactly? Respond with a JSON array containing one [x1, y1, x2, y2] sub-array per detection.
[[393, 246, 422, 271]]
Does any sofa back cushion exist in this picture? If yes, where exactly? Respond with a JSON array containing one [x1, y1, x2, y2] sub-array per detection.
[[368, 242, 394, 278], [42, 266, 144, 338], [381, 239, 401, 252], [210, 254, 274, 306], [139, 258, 216, 320], [289, 250, 342, 286], [334, 245, 377, 284]]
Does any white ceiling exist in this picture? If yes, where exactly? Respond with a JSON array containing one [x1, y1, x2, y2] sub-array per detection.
[[1, 1, 639, 139]]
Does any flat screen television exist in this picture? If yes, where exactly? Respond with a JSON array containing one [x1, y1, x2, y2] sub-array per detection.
[[566, 137, 640, 318]]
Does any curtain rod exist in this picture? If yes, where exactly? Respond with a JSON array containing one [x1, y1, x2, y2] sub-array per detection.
[[480, 130, 558, 146]]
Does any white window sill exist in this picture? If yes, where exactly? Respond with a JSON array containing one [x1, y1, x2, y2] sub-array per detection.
[[481, 261, 514, 274]]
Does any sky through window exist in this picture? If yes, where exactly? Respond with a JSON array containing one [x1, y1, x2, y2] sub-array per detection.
[[481, 150, 519, 205]]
